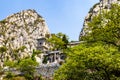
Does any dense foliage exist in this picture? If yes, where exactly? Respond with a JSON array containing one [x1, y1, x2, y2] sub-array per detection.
[[18, 58, 38, 80], [48, 32, 69, 50], [2, 49, 40, 80], [81, 4, 120, 47], [54, 4, 120, 80], [54, 42, 120, 80]]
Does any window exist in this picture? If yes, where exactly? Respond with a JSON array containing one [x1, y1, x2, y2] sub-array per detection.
[[40, 42, 42, 45], [40, 33, 43, 36]]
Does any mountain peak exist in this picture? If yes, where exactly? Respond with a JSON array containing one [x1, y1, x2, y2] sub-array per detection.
[[79, 0, 120, 40], [5, 9, 43, 22], [0, 9, 50, 66]]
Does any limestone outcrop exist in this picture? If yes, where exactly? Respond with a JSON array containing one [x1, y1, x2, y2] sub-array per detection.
[[0, 9, 50, 65], [79, 0, 120, 40]]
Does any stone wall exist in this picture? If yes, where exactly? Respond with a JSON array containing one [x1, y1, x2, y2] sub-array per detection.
[[36, 63, 60, 78]]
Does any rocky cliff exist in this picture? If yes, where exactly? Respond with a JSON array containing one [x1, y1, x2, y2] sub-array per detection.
[[79, 0, 120, 40], [0, 9, 50, 66]]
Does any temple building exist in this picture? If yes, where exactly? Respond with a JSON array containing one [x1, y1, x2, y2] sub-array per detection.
[[36, 37, 65, 65]]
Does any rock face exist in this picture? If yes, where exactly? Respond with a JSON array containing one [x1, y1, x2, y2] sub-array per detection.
[[0, 9, 50, 65], [79, 0, 120, 40]]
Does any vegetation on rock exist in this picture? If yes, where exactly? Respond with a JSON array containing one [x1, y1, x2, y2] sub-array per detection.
[[54, 4, 120, 80]]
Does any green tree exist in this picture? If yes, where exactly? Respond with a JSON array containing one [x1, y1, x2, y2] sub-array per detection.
[[62, 34, 69, 49], [31, 49, 41, 61], [48, 33, 69, 50], [4, 71, 15, 80], [54, 4, 120, 80], [18, 58, 38, 80], [54, 42, 120, 80], [0, 46, 7, 53], [4, 61, 16, 68], [0, 46, 7, 63], [3, 75, 26, 80], [81, 4, 120, 47]]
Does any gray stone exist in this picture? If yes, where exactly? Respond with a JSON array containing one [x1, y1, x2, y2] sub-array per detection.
[[0, 9, 50, 66], [79, 0, 120, 40]]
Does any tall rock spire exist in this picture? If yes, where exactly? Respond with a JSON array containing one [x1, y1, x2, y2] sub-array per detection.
[[79, 0, 119, 40], [0, 9, 50, 65]]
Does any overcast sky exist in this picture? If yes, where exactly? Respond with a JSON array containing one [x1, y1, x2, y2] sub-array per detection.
[[0, 0, 99, 41]]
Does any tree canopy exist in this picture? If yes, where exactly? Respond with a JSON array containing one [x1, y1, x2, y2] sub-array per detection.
[[81, 4, 120, 47], [54, 42, 120, 80], [54, 4, 120, 80], [18, 58, 38, 80], [47, 32, 69, 50]]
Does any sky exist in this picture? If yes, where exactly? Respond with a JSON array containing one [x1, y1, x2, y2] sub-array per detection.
[[0, 0, 99, 41]]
